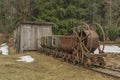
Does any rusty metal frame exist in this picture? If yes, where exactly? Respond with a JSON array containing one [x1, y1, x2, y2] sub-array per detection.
[[92, 23, 105, 53]]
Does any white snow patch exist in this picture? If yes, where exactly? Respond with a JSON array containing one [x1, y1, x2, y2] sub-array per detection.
[[0, 43, 9, 55], [94, 45, 120, 54], [17, 56, 34, 63]]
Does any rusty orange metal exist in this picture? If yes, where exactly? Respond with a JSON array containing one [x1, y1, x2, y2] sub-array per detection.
[[84, 30, 99, 52], [60, 36, 77, 52]]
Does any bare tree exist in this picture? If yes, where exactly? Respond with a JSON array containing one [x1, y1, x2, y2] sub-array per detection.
[[13, 0, 37, 22], [0, 0, 37, 33]]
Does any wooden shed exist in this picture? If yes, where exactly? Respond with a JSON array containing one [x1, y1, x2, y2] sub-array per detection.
[[14, 22, 52, 53]]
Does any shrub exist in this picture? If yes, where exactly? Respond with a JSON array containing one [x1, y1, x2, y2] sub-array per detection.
[[107, 27, 118, 41], [96, 27, 106, 41]]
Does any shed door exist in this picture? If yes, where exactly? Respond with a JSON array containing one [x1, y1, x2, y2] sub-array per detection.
[[23, 26, 36, 50]]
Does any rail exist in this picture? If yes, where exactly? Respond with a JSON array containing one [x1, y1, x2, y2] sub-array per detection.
[[92, 66, 120, 78]]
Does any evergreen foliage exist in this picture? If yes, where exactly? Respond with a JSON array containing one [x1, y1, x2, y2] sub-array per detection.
[[107, 27, 118, 41], [0, 0, 119, 40]]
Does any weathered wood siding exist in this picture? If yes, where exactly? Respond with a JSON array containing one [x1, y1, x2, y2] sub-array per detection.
[[36, 25, 52, 49], [14, 22, 52, 53]]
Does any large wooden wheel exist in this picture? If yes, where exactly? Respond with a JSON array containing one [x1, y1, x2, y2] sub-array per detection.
[[72, 23, 92, 65]]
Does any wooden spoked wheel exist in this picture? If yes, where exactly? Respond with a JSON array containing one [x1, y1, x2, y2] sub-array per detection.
[[72, 23, 92, 65]]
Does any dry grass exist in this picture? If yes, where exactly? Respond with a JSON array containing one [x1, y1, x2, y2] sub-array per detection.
[[0, 51, 118, 80], [105, 53, 120, 69]]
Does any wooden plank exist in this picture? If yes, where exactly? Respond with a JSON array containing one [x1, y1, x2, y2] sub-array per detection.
[[20, 25, 25, 52], [36, 25, 41, 49], [30, 25, 37, 50], [23, 24, 31, 50], [15, 23, 52, 53]]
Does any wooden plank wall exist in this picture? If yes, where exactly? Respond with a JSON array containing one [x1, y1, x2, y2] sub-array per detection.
[[15, 24, 52, 52], [36, 25, 52, 49]]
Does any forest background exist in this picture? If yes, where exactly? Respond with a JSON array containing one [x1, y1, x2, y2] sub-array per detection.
[[0, 0, 120, 41]]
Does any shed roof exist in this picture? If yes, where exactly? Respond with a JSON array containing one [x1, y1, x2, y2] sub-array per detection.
[[22, 21, 53, 25]]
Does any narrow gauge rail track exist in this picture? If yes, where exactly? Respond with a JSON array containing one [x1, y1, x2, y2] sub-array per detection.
[[39, 48, 120, 78], [58, 55, 120, 78], [92, 66, 120, 78], [40, 49, 120, 78]]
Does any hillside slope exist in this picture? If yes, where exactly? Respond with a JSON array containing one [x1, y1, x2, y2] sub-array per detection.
[[0, 52, 118, 80]]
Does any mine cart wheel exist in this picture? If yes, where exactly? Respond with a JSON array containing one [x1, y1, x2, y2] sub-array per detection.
[[42, 48, 44, 53], [55, 52, 59, 58], [48, 49, 51, 55], [54, 53, 57, 58], [57, 52, 59, 57], [52, 51, 55, 57], [44, 49, 46, 54], [83, 57, 92, 68], [72, 57, 78, 65], [69, 54, 73, 62], [47, 49, 51, 56], [98, 57, 106, 67], [50, 50, 53, 55], [46, 49, 49, 55], [99, 62, 105, 67], [43, 48, 46, 54], [63, 53, 67, 61], [73, 59, 78, 65], [63, 57, 66, 61], [45, 49, 48, 55], [48, 49, 50, 55], [61, 53, 64, 59], [66, 57, 70, 62], [59, 52, 63, 58], [66, 54, 72, 62]]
